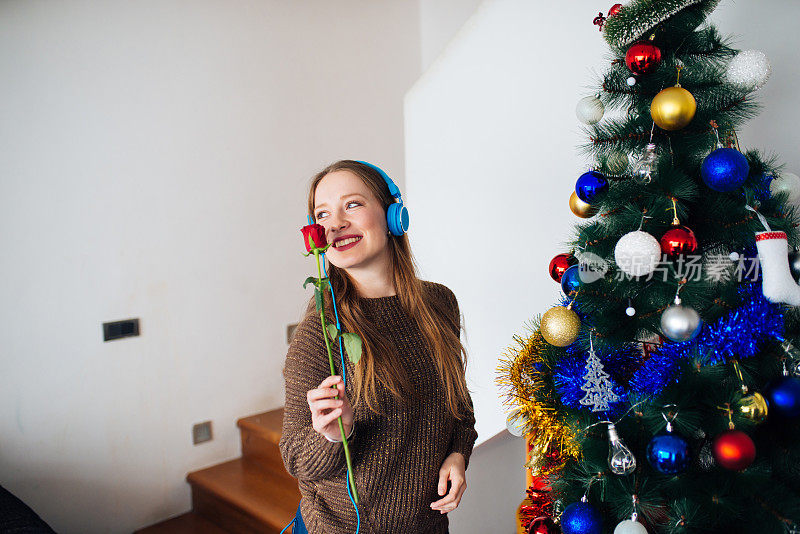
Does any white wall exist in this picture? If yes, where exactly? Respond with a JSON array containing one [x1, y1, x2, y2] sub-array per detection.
[[405, 0, 800, 447], [0, 1, 420, 532], [419, 0, 484, 71]]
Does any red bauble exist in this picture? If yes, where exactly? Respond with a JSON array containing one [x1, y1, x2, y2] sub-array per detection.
[[712, 429, 756, 471], [625, 41, 663, 75], [528, 516, 561, 534], [608, 3, 622, 17], [660, 226, 698, 260], [549, 253, 578, 282]]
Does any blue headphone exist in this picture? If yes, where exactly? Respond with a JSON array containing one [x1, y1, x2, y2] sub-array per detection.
[[355, 160, 410, 236]]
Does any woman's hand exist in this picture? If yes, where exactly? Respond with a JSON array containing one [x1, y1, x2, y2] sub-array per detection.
[[307, 375, 353, 441], [430, 452, 467, 514]]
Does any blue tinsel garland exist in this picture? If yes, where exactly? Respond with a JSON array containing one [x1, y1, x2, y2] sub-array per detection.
[[552, 282, 784, 412], [629, 282, 783, 395]]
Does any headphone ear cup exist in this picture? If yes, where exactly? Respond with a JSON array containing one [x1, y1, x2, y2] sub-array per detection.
[[386, 203, 409, 236]]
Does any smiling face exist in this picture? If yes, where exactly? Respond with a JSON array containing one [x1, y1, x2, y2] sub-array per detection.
[[313, 169, 391, 274]]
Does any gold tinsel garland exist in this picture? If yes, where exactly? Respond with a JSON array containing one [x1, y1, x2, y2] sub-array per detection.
[[497, 322, 581, 477]]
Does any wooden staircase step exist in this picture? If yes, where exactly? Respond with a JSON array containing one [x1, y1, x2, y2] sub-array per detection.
[[238, 408, 283, 445], [134, 511, 230, 533], [238, 408, 288, 475], [188, 457, 300, 534]]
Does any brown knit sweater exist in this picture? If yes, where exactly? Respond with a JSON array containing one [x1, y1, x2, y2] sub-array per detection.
[[279, 281, 478, 534]]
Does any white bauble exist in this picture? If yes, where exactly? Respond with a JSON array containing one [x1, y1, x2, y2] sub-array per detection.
[[614, 519, 648, 534], [726, 50, 771, 90], [770, 172, 800, 208], [505, 412, 528, 437], [614, 230, 661, 277], [576, 95, 605, 125]]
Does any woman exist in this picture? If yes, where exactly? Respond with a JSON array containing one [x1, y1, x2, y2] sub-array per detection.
[[279, 160, 478, 533]]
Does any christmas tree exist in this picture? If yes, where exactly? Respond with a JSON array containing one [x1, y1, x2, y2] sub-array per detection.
[[498, 1, 800, 533]]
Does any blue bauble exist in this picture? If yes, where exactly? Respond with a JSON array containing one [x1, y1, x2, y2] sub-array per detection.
[[766, 376, 800, 418], [561, 501, 602, 534], [646, 433, 691, 474], [701, 147, 750, 192], [754, 174, 775, 203], [561, 264, 581, 296], [576, 171, 609, 204]]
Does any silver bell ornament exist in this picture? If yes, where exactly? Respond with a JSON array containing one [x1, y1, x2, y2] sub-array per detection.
[[576, 95, 605, 125], [726, 49, 771, 91], [661, 293, 702, 343]]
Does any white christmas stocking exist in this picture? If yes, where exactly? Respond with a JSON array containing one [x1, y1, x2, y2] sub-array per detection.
[[756, 231, 800, 306]]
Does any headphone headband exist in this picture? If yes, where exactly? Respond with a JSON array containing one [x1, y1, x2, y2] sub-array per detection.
[[354, 160, 409, 236], [355, 160, 401, 199]]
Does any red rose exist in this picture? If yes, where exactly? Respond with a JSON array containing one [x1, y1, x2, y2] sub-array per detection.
[[301, 223, 327, 252]]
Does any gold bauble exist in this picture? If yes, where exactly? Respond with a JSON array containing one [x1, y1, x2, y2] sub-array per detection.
[[569, 191, 598, 219], [650, 85, 697, 131], [738, 391, 768, 423], [540, 306, 581, 347]]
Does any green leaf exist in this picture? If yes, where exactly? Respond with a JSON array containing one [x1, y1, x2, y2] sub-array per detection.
[[303, 276, 318, 290], [319, 278, 330, 291], [326, 324, 339, 342], [314, 287, 323, 312], [340, 332, 362, 364]]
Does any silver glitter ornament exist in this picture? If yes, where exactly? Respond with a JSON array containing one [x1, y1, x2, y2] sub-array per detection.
[[576, 95, 605, 125], [661, 295, 702, 342], [614, 230, 661, 277], [726, 50, 771, 91], [505, 411, 528, 437], [696, 439, 715, 471]]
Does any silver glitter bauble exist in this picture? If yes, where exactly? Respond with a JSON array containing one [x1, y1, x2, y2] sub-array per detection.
[[769, 172, 800, 208], [661, 303, 702, 342], [614, 520, 648, 534], [614, 230, 661, 277], [505, 412, 528, 437], [576, 95, 605, 125], [726, 49, 771, 90]]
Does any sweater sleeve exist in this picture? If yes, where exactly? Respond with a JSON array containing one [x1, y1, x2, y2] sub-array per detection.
[[439, 284, 479, 471], [279, 305, 349, 482], [449, 391, 478, 471]]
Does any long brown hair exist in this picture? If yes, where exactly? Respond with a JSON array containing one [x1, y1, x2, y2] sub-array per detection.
[[307, 160, 472, 420]]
